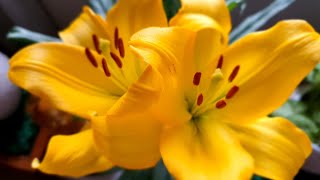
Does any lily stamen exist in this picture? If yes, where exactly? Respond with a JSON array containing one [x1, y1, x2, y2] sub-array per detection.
[[228, 65, 240, 82], [92, 34, 101, 54], [101, 58, 111, 77], [192, 69, 224, 116], [196, 94, 204, 106], [193, 72, 202, 86], [215, 99, 227, 109], [118, 38, 125, 58], [226, 86, 239, 99], [84, 48, 98, 68], [110, 52, 123, 68], [216, 55, 224, 69], [114, 27, 119, 49]]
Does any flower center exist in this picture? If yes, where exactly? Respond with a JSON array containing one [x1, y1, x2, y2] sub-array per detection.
[[190, 55, 241, 117], [83, 26, 144, 95]]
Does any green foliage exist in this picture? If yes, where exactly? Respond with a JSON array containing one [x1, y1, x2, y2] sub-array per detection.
[[307, 64, 320, 86], [163, 0, 181, 20], [6, 26, 60, 47], [273, 100, 307, 117], [273, 97, 320, 143], [0, 91, 39, 155], [251, 175, 266, 180], [227, 0, 245, 11], [230, 0, 295, 43], [6, 115, 39, 154]]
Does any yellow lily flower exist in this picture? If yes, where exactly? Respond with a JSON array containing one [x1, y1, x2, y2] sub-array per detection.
[[113, 1, 319, 180], [8, 0, 320, 179], [123, 4, 320, 180], [9, 0, 167, 177]]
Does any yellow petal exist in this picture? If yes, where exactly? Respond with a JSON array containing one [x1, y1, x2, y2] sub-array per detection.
[[130, 27, 194, 125], [130, 27, 224, 125], [230, 117, 312, 180], [34, 129, 113, 178], [160, 119, 254, 180], [107, 66, 161, 115], [91, 66, 162, 169], [210, 20, 320, 124], [9, 43, 121, 118], [105, 0, 167, 83], [106, 0, 167, 46], [59, 6, 109, 50], [170, 0, 231, 38]]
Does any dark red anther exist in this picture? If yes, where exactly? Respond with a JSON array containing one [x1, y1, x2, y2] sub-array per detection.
[[197, 94, 203, 106], [226, 86, 239, 99], [85, 48, 98, 68], [92, 34, 101, 54], [216, 100, 227, 109], [102, 58, 111, 77], [228, 65, 240, 82], [217, 55, 224, 69], [114, 27, 119, 49], [193, 72, 202, 86], [118, 38, 125, 58], [110, 52, 123, 68]]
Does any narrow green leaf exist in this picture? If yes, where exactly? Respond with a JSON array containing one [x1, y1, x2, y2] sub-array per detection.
[[6, 26, 60, 46], [230, 0, 295, 43], [227, 0, 245, 11], [88, 0, 115, 17], [163, 0, 181, 20]]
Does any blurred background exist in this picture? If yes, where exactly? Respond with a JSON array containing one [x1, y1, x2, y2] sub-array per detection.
[[0, 0, 320, 179], [1, 0, 320, 56]]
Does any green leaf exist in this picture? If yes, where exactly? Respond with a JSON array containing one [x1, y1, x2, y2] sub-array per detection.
[[251, 175, 266, 180], [307, 64, 320, 85], [0, 91, 39, 155], [88, 0, 116, 18], [7, 115, 39, 155], [6, 26, 60, 47], [272, 99, 319, 141], [163, 0, 181, 21], [163, 0, 242, 21], [227, 0, 245, 11], [230, 0, 295, 43], [272, 100, 307, 118]]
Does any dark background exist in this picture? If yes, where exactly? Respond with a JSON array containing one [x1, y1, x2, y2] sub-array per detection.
[[0, 0, 320, 179], [1, 0, 320, 56]]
